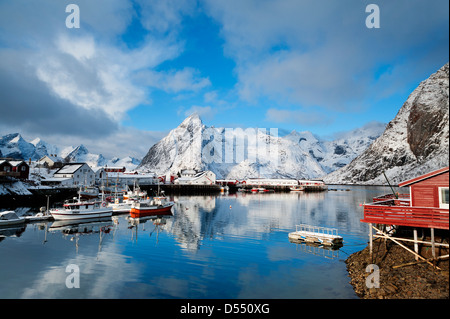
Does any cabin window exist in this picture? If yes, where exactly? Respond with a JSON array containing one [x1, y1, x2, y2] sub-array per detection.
[[438, 187, 449, 209]]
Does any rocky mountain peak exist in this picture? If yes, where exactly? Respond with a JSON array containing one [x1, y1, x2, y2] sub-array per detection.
[[324, 62, 449, 185]]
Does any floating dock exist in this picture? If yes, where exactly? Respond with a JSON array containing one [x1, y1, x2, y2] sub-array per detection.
[[288, 224, 343, 247]]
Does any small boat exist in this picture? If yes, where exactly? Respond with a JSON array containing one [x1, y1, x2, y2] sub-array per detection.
[[130, 196, 174, 218], [0, 211, 26, 226], [78, 186, 99, 199], [290, 186, 304, 192], [123, 183, 147, 200], [23, 212, 53, 222]]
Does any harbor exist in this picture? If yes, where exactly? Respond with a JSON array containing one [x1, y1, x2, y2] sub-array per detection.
[[0, 185, 382, 299]]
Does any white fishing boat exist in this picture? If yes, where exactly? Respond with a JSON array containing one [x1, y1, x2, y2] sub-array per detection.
[[0, 211, 26, 226], [78, 186, 99, 199], [108, 184, 148, 214], [50, 198, 112, 221], [50, 187, 112, 221], [123, 183, 147, 200]]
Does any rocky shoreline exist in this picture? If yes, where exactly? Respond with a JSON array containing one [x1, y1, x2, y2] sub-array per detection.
[[346, 237, 449, 299]]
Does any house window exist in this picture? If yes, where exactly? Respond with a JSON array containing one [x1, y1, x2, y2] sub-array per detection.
[[439, 187, 449, 209]]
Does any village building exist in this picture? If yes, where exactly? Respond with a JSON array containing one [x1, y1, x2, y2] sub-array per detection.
[[175, 170, 216, 185], [362, 166, 449, 263], [41, 163, 95, 187], [0, 160, 13, 177], [398, 166, 449, 209], [37, 155, 64, 168], [95, 167, 158, 187], [0, 159, 29, 180]]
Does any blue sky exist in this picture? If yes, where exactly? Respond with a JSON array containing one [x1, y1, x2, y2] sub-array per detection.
[[0, 0, 448, 158]]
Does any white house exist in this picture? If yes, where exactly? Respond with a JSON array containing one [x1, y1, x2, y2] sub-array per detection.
[[37, 155, 63, 167], [42, 163, 95, 187], [95, 167, 159, 187], [175, 170, 216, 185]]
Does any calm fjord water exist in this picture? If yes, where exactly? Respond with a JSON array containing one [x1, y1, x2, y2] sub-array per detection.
[[0, 186, 395, 299]]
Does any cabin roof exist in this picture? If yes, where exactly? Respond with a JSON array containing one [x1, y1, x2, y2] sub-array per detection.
[[398, 166, 449, 187], [54, 163, 88, 175]]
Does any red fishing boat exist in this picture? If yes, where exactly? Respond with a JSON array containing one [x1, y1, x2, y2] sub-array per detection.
[[130, 196, 174, 218]]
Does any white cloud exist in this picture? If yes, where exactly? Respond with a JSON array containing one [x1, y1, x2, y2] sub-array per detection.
[[0, 0, 203, 157], [266, 108, 332, 126], [204, 0, 449, 110], [135, 67, 211, 93], [34, 33, 148, 121], [184, 105, 217, 120], [137, 0, 197, 34]]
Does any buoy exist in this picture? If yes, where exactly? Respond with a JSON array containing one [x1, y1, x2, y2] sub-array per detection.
[[229, 205, 232, 209]]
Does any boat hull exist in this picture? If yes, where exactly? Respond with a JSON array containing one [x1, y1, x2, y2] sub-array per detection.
[[130, 204, 174, 218], [50, 209, 112, 221], [0, 219, 25, 226]]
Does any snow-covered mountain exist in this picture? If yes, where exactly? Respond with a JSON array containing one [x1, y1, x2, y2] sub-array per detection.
[[110, 156, 141, 170], [284, 121, 385, 174], [324, 62, 449, 185], [0, 133, 40, 160], [0, 134, 140, 170], [138, 114, 385, 179], [63, 144, 108, 168]]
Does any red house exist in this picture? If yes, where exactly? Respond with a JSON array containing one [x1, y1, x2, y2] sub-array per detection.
[[362, 166, 449, 230], [398, 166, 449, 209], [10, 160, 30, 180], [0, 159, 29, 180], [0, 160, 13, 176]]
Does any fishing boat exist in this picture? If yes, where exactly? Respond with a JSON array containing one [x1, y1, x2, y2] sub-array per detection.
[[78, 186, 99, 199], [130, 196, 174, 218], [108, 184, 148, 214], [123, 183, 147, 200], [49, 187, 112, 221], [50, 198, 112, 221], [290, 186, 304, 192], [0, 211, 26, 226]]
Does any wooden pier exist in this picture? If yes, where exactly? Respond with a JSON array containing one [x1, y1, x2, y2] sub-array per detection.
[[288, 224, 343, 247]]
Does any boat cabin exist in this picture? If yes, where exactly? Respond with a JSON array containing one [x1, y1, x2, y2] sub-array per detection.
[[63, 198, 104, 210]]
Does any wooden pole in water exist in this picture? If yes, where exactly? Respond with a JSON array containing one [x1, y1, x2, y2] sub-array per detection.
[[369, 223, 373, 262], [413, 228, 419, 261]]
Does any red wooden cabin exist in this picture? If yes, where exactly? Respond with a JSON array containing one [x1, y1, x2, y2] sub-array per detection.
[[399, 166, 449, 209], [362, 167, 449, 230]]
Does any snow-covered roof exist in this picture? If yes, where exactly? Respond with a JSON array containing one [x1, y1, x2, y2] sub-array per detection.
[[39, 155, 63, 162], [8, 160, 26, 167], [54, 163, 85, 175]]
